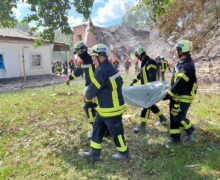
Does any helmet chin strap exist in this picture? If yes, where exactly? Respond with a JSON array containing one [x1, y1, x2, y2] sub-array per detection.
[[177, 51, 182, 58], [97, 56, 101, 65], [178, 51, 189, 59]]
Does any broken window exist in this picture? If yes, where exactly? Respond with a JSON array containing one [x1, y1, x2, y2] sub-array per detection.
[[0, 54, 6, 70], [31, 54, 42, 67]]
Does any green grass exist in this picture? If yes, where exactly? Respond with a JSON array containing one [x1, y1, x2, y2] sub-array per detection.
[[0, 74, 220, 179]]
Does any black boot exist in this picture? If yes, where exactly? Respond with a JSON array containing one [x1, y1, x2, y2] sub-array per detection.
[[159, 115, 167, 123], [185, 125, 195, 141], [133, 122, 146, 134], [79, 149, 101, 161], [112, 149, 129, 160], [167, 135, 181, 143]]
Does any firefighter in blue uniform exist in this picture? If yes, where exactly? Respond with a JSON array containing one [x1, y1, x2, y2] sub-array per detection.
[[66, 41, 97, 139], [164, 39, 196, 143], [79, 44, 129, 160], [130, 46, 167, 134], [159, 56, 171, 81]]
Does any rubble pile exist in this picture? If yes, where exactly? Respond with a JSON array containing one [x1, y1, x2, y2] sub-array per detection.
[[95, 24, 172, 59], [94, 23, 220, 83]]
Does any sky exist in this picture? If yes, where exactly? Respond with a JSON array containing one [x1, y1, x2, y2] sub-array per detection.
[[13, 0, 138, 28]]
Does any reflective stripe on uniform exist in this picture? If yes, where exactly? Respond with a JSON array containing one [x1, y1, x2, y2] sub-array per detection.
[[142, 67, 148, 84], [174, 72, 189, 82], [156, 73, 159, 81], [174, 104, 180, 108], [94, 97, 99, 105], [71, 72, 76, 78], [90, 72, 101, 89], [91, 77, 101, 89], [155, 111, 163, 117], [147, 64, 157, 70], [116, 135, 127, 152], [110, 79, 120, 108], [179, 127, 184, 132], [88, 66, 102, 89], [88, 108, 95, 123], [168, 90, 176, 97], [88, 66, 94, 79], [161, 62, 164, 71], [173, 98, 192, 103], [96, 104, 126, 113], [173, 95, 195, 103], [145, 109, 150, 119], [116, 146, 128, 152], [178, 73, 189, 82], [83, 64, 91, 68], [141, 109, 150, 122], [98, 109, 125, 117], [161, 60, 168, 72], [191, 83, 197, 96], [109, 72, 120, 80], [90, 141, 102, 149], [168, 90, 195, 103], [170, 129, 180, 134], [181, 120, 192, 129], [96, 104, 125, 117], [85, 98, 93, 102], [94, 72, 124, 117], [141, 117, 148, 123], [109, 72, 121, 110]]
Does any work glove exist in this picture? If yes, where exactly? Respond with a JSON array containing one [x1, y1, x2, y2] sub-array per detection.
[[171, 103, 181, 116], [66, 78, 70, 85], [130, 79, 137, 86]]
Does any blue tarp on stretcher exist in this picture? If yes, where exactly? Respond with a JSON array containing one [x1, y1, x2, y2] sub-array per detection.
[[122, 81, 170, 109]]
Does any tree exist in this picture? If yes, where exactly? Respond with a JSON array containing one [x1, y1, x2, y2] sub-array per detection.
[[16, 21, 31, 32], [136, 0, 173, 23], [55, 30, 72, 44], [122, 4, 150, 30], [0, 0, 94, 41], [73, 0, 94, 21], [0, 0, 17, 27]]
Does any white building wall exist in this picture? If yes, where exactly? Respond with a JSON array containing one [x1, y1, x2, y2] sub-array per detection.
[[0, 40, 53, 79], [0, 42, 21, 78]]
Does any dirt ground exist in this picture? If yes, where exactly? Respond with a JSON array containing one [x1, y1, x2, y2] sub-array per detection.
[[0, 74, 66, 92]]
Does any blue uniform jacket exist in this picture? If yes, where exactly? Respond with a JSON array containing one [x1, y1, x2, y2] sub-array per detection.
[[69, 52, 95, 86], [136, 56, 158, 84], [85, 59, 125, 117], [168, 54, 197, 103]]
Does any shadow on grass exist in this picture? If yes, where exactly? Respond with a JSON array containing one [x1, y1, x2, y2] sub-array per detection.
[[59, 124, 220, 179]]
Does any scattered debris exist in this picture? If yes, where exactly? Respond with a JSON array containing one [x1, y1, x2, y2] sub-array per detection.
[[185, 164, 201, 168]]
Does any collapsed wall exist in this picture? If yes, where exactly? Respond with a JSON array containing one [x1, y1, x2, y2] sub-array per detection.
[[95, 24, 172, 60], [90, 23, 219, 83]]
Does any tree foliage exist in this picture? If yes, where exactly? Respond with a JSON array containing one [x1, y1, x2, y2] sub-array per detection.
[[55, 30, 72, 44], [136, 0, 173, 24], [73, 0, 94, 21], [0, 0, 95, 41], [16, 21, 31, 33], [0, 0, 17, 27], [23, 0, 72, 41], [159, 0, 220, 51], [122, 4, 150, 30]]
